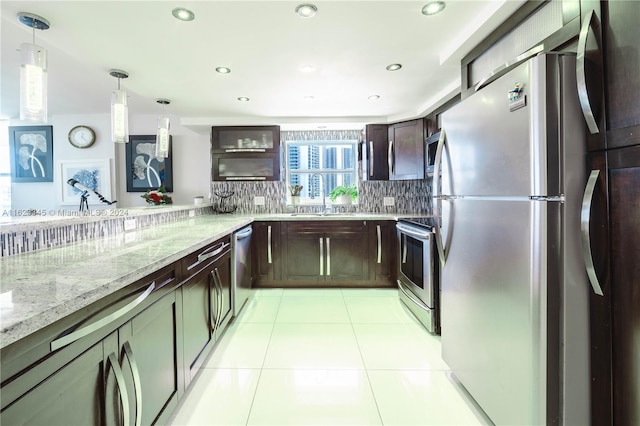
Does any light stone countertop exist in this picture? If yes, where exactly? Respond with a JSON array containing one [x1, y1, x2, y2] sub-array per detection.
[[0, 215, 251, 349], [0, 212, 409, 349]]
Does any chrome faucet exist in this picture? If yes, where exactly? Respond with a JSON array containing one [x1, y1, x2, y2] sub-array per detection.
[[309, 173, 329, 213]]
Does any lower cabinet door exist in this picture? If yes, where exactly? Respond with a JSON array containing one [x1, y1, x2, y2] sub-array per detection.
[[0, 338, 112, 426], [325, 225, 368, 283], [119, 292, 180, 426], [181, 262, 215, 384], [282, 229, 324, 283], [213, 247, 233, 338], [368, 221, 396, 286]]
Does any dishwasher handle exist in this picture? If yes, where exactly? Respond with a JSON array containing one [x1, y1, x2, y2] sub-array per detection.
[[235, 226, 253, 240]]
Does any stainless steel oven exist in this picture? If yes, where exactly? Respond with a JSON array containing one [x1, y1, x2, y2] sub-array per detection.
[[396, 218, 440, 334]]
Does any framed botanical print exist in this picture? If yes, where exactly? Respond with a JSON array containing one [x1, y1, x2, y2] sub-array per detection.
[[125, 135, 173, 192], [9, 125, 54, 182]]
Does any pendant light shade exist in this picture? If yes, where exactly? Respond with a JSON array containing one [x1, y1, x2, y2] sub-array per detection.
[[17, 13, 49, 123], [155, 99, 171, 158], [109, 69, 129, 143]]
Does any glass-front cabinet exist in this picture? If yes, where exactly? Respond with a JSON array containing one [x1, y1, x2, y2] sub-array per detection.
[[211, 125, 280, 153], [211, 125, 281, 181]]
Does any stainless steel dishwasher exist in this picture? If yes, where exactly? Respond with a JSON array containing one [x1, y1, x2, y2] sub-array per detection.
[[232, 225, 252, 316]]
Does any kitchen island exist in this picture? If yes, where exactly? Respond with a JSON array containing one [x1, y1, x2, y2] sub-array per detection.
[[0, 208, 411, 425]]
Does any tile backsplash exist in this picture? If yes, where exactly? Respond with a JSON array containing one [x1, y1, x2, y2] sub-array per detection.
[[211, 178, 432, 215]]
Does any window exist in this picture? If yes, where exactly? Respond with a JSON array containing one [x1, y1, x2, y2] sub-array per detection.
[[0, 121, 10, 212], [284, 130, 359, 204]]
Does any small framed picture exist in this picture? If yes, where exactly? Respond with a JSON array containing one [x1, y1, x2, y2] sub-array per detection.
[[60, 159, 112, 205], [125, 135, 173, 192], [9, 125, 54, 182]]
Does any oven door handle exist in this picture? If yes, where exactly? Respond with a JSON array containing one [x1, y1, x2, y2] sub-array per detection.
[[396, 223, 432, 240]]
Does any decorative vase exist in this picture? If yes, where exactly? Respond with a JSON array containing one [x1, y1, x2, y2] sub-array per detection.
[[291, 196, 301, 205]]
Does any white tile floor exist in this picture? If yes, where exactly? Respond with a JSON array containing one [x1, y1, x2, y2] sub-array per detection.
[[168, 288, 490, 426]]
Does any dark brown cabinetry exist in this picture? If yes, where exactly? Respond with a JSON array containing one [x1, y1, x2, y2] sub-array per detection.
[[388, 119, 425, 180], [252, 221, 281, 286], [281, 221, 368, 286], [252, 220, 397, 288], [211, 126, 281, 181], [361, 124, 390, 180], [180, 236, 232, 387], [587, 1, 640, 424], [368, 221, 397, 285], [0, 267, 180, 426]]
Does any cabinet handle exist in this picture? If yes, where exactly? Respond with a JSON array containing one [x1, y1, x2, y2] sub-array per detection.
[[581, 170, 604, 296], [576, 9, 602, 134], [369, 141, 374, 177], [376, 225, 382, 264], [210, 270, 218, 332], [214, 268, 224, 330], [51, 282, 156, 351], [122, 342, 142, 426], [388, 140, 394, 174], [319, 238, 324, 276], [267, 225, 273, 264], [106, 352, 130, 426], [197, 242, 226, 263], [326, 237, 331, 276]]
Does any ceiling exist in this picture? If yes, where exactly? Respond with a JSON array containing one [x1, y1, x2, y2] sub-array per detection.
[[0, 1, 526, 130]]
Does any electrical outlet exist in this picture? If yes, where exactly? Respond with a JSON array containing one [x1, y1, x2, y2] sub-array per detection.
[[188, 210, 195, 218], [124, 218, 136, 231], [254, 196, 266, 206], [383, 197, 395, 206]]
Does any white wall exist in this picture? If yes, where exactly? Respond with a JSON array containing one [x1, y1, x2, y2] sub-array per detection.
[[10, 113, 211, 210]]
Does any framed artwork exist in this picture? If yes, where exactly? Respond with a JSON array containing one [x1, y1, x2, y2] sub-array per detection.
[[9, 125, 54, 182], [60, 159, 112, 205], [125, 135, 173, 192]]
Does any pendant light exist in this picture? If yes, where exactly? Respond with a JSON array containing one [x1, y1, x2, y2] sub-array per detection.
[[109, 69, 129, 143], [17, 12, 50, 123], [155, 98, 171, 157]]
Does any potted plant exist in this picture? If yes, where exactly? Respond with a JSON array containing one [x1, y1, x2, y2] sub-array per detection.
[[329, 184, 358, 205]]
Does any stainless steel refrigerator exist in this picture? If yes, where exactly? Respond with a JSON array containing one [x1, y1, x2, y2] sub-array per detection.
[[435, 52, 591, 425]]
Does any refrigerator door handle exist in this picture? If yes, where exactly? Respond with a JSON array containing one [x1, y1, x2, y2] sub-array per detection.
[[432, 129, 448, 267], [581, 169, 604, 296], [576, 9, 603, 135]]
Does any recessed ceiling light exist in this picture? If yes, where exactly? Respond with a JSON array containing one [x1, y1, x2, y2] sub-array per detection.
[[386, 63, 402, 71], [237, 97, 250, 102], [421, 1, 446, 16], [215, 67, 231, 74], [172, 7, 195, 21], [368, 95, 380, 100], [304, 95, 315, 100], [300, 64, 316, 73], [295, 4, 318, 18]]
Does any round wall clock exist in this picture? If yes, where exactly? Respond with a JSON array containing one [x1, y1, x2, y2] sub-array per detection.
[[68, 125, 96, 148]]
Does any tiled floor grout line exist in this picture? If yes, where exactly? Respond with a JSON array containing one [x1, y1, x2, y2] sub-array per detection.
[[243, 292, 284, 426], [342, 288, 387, 426]]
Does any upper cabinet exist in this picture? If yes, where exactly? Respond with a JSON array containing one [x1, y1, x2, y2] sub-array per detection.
[[388, 119, 425, 180], [361, 124, 390, 180], [211, 125, 280, 153], [361, 119, 426, 181], [601, 0, 640, 149], [211, 125, 281, 181]]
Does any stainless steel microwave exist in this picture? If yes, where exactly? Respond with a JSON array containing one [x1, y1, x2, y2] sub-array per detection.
[[425, 131, 441, 177]]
